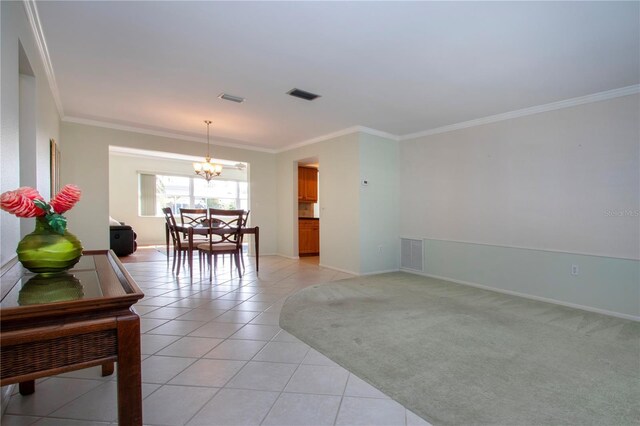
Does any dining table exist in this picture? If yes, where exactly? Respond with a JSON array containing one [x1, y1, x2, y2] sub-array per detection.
[[165, 223, 259, 276]]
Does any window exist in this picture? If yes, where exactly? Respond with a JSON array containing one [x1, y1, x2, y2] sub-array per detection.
[[139, 173, 248, 216]]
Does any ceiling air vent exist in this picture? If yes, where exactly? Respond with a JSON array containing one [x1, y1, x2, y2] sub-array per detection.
[[218, 93, 245, 103], [287, 88, 321, 101]]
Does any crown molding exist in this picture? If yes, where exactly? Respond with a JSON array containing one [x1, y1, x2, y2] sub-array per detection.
[[64, 115, 398, 155], [400, 85, 640, 141], [62, 116, 278, 154], [358, 126, 401, 141], [23, 0, 64, 117], [277, 125, 399, 153], [276, 126, 363, 153]]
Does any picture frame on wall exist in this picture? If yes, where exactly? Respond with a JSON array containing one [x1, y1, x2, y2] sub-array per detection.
[[50, 139, 60, 196]]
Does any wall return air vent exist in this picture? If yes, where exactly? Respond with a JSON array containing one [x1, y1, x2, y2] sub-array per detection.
[[287, 88, 321, 101], [400, 238, 424, 272]]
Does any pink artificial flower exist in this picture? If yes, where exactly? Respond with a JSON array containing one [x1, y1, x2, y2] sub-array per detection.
[[16, 187, 44, 202], [50, 184, 82, 214], [0, 190, 45, 218]]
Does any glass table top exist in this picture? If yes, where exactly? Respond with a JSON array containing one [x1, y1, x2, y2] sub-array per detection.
[[1, 256, 104, 308]]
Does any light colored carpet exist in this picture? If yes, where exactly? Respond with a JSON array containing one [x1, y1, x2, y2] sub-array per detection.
[[280, 272, 640, 426]]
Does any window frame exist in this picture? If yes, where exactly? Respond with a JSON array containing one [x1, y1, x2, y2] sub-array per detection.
[[138, 171, 248, 217]]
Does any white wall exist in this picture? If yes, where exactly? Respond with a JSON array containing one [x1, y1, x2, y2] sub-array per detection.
[[1, 1, 60, 267], [359, 133, 399, 274], [109, 152, 246, 245], [400, 94, 640, 317], [60, 122, 278, 254]]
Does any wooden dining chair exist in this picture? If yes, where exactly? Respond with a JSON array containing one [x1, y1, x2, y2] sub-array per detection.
[[238, 210, 250, 270], [179, 208, 209, 244], [197, 209, 244, 277], [161, 207, 190, 275], [196, 209, 250, 271], [179, 208, 208, 226]]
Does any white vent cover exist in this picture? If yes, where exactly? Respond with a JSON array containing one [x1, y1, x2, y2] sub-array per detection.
[[218, 93, 245, 103], [400, 238, 424, 271]]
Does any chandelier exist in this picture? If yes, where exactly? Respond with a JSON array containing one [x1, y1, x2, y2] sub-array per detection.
[[193, 120, 222, 181]]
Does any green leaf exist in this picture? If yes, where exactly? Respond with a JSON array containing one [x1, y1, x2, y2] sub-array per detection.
[[33, 199, 51, 213], [47, 214, 67, 235]]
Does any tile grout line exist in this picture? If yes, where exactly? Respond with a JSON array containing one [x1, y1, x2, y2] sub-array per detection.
[[331, 369, 353, 426], [256, 354, 307, 424]]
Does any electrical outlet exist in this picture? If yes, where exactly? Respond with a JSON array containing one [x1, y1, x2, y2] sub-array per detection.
[[378, 245, 383, 253], [571, 264, 579, 276]]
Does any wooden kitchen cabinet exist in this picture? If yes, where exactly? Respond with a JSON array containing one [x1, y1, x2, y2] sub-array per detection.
[[299, 219, 319, 256], [298, 167, 318, 202]]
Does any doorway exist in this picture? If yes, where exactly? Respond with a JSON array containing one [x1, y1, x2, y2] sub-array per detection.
[[297, 158, 319, 259]]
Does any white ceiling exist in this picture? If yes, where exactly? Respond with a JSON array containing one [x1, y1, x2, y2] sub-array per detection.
[[36, 1, 639, 151]]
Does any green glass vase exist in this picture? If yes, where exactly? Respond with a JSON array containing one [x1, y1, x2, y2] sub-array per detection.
[[17, 217, 83, 274]]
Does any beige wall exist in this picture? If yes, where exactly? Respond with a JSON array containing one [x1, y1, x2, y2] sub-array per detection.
[[1, 1, 61, 267], [60, 122, 278, 254], [276, 132, 400, 275], [64, 122, 399, 275], [276, 133, 361, 273]]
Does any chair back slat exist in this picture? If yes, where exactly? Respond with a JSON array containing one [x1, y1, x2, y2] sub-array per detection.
[[180, 208, 209, 240], [162, 207, 177, 227], [207, 208, 244, 246], [162, 207, 183, 248], [180, 208, 208, 226]]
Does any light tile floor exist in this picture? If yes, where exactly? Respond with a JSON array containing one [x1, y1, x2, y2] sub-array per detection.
[[2, 255, 431, 426]]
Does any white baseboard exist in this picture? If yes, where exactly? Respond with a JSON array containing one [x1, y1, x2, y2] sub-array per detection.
[[317, 265, 398, 277], [401, 268, 640, 322], [360, 268, 400, 276], [318, 263, 359, 275], [275, 253, 300, 260]]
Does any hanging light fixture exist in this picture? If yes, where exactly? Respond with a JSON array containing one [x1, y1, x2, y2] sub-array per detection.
[[193, 120, 223, 181]]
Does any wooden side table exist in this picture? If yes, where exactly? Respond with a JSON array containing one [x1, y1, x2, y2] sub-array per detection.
[[0, 250, 145, 425]]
